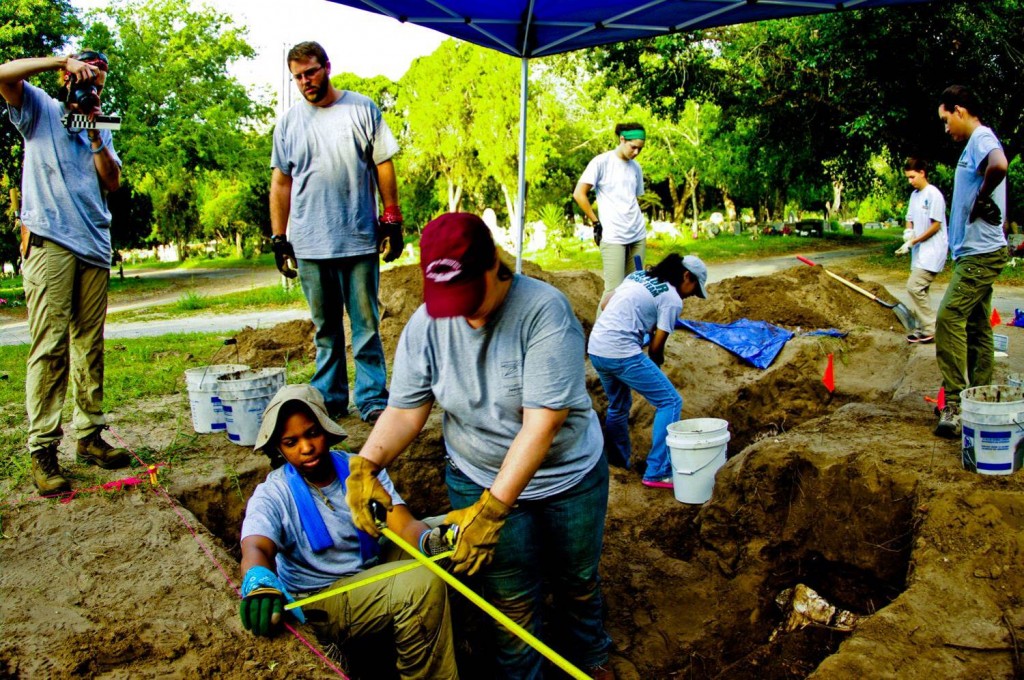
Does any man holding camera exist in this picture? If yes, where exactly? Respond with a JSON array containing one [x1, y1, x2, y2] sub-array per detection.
[[1, 51, 129, 494], [270, 41, 403, 425]]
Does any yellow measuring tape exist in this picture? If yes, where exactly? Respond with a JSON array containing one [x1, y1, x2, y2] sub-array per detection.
[[285, 550, 453, 610], [377, 526, 590, 680]]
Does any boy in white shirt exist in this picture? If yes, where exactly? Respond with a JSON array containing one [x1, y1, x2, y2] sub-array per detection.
[[897, 157, 948, 344]]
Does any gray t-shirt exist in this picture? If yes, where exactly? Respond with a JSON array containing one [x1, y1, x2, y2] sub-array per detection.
[[270, 91, 399, 259], [588, 271, 683, 359], [948, 125, 1007, 260], [240, 454, 404, 593], [389, 275, 603, 500], [8, 82, 120, 269]]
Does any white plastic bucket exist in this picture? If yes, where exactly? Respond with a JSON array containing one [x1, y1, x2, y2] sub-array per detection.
[[960, 385, 1024, 476], [666, 418, 731, 504], [217, 368, 287, 446], [184, 364, 249, 434], [1008, 373, 1023, 388], [994, 333, 1009, 354]]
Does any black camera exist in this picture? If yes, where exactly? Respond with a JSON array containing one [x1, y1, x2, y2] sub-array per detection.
[[70, 82, 100, 113]]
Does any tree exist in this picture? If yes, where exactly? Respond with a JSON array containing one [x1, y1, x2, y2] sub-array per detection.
[[83, 0, 273, 254], [0, 0, 80, 265]]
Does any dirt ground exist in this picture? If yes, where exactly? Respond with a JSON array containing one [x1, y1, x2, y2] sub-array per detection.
[[2, 258, 1023, 679]]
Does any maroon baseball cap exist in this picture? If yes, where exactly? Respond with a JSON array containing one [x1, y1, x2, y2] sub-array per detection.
[[420, 213, 497, 318]]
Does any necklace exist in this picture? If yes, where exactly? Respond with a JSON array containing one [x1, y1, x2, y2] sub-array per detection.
[[306, 479, 335, 512]]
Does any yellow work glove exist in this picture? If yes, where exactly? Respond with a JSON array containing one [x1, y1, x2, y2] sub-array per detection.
[[345, 455, 393, 537], [443, 490, 512, 576]]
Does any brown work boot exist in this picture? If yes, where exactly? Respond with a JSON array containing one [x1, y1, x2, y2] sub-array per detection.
[[76, 430, 131, 469], [31, 444, 71, 495]]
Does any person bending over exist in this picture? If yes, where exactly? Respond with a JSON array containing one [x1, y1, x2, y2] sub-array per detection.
[[588, 254, 708, 488]]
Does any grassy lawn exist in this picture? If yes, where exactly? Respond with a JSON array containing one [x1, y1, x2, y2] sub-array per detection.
[[0, 332, 318, 499]]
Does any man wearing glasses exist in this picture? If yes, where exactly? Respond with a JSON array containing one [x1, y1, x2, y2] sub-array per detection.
[[270, 41, 403, 425]]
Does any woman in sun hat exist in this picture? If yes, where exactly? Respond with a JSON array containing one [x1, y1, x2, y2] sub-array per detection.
[[238, 383, 458, 679], [588, 253, 708, 489]]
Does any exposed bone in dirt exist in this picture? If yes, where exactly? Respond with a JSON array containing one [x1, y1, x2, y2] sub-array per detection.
[[2, 260, 1023, 679]]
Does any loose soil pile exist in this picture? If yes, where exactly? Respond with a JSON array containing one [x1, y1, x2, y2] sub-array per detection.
[[2, 259, 1023, 679]]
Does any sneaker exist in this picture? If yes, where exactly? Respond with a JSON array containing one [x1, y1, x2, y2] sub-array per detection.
[[364, 408, 385, 425], [76, 430, 131, 469], [641, 477, 674, 489], [934, 403, 961, 439], [31, 443, 71, 495], [906, 333, 921, 343], [916, 334, 934, 344]]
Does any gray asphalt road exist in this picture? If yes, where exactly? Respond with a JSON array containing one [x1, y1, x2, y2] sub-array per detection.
[[3, 247, 1024, 345]]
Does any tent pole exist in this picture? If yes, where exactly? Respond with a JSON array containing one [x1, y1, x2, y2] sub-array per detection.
[[515, 57, 528, 274]]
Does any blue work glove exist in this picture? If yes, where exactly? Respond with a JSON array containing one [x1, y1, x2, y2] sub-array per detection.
[[240, 566, 305, 636]]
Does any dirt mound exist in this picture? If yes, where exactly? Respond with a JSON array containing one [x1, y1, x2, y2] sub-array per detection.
[[687, 266, 901, 331], [4, 260, 1024, 679], [209, 318, 316, 368]]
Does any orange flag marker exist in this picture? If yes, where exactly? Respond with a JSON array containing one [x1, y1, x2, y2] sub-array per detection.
[[991, 308, 1002, 327], [822, 353, 835, 392]]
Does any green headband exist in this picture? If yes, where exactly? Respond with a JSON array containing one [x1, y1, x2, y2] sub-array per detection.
[[620, 129, 646, 141]]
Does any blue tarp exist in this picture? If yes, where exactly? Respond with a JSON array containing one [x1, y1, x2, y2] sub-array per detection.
[[325, 0, 934, 58], [676, 318, 795, 370]]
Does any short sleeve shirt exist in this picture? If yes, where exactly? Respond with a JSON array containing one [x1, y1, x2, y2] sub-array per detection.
[[579, 150, 646, 244], [588, 271, 683, 359], [271, 91, 399, 259], [240, 455, 404, 593], [388, 276, 603, 500], [8, 82, 120, 269], [905, 184, 948, 274], [948, 125, 1007, 260]]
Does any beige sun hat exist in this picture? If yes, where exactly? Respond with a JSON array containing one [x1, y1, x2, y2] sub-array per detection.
[[254, 384, 347, 452]]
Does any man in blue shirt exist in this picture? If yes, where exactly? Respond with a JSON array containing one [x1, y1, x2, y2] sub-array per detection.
[[933, 85, 1009, 438], [1, 51, 130, 494]]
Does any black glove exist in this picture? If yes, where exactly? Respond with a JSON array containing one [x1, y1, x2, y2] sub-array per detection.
[[378, 221, 404, 263], [970, 194, 1002, 226], [593, 221, 603, 247], [270, 235, 298, 279], [378, 205, 405, 263]]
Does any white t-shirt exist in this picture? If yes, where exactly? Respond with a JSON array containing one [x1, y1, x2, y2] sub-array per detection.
[[905, 183, 948, 274], [579, 150, 646, 244], [587, 271, 683, 359]]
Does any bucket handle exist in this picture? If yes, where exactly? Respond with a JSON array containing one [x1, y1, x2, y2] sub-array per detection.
[[675, 449, 725, 476]]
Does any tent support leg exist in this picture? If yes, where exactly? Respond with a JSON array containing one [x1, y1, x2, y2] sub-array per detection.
[[515, 57, 528, 274]]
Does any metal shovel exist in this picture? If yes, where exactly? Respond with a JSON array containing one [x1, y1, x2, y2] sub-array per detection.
[[797, 255, 917, 331]]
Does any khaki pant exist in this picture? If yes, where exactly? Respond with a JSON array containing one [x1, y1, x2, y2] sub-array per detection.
[[23, 237, 109, 451], [303, 540, 459, 680], [597, 239, 646, 315], [935, 249, 1008, 405], [906, 267, 939, 335]]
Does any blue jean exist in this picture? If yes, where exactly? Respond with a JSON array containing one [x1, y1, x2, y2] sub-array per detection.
[[590, 352, 682, 480], [447, 458, 612, 679], [297, 254, 388, 418]]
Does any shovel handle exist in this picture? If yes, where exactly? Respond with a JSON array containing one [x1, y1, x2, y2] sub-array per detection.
[[798, 254, 881, 301]]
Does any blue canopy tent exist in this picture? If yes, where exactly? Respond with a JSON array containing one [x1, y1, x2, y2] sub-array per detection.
[[325, 0, 933, 271]]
